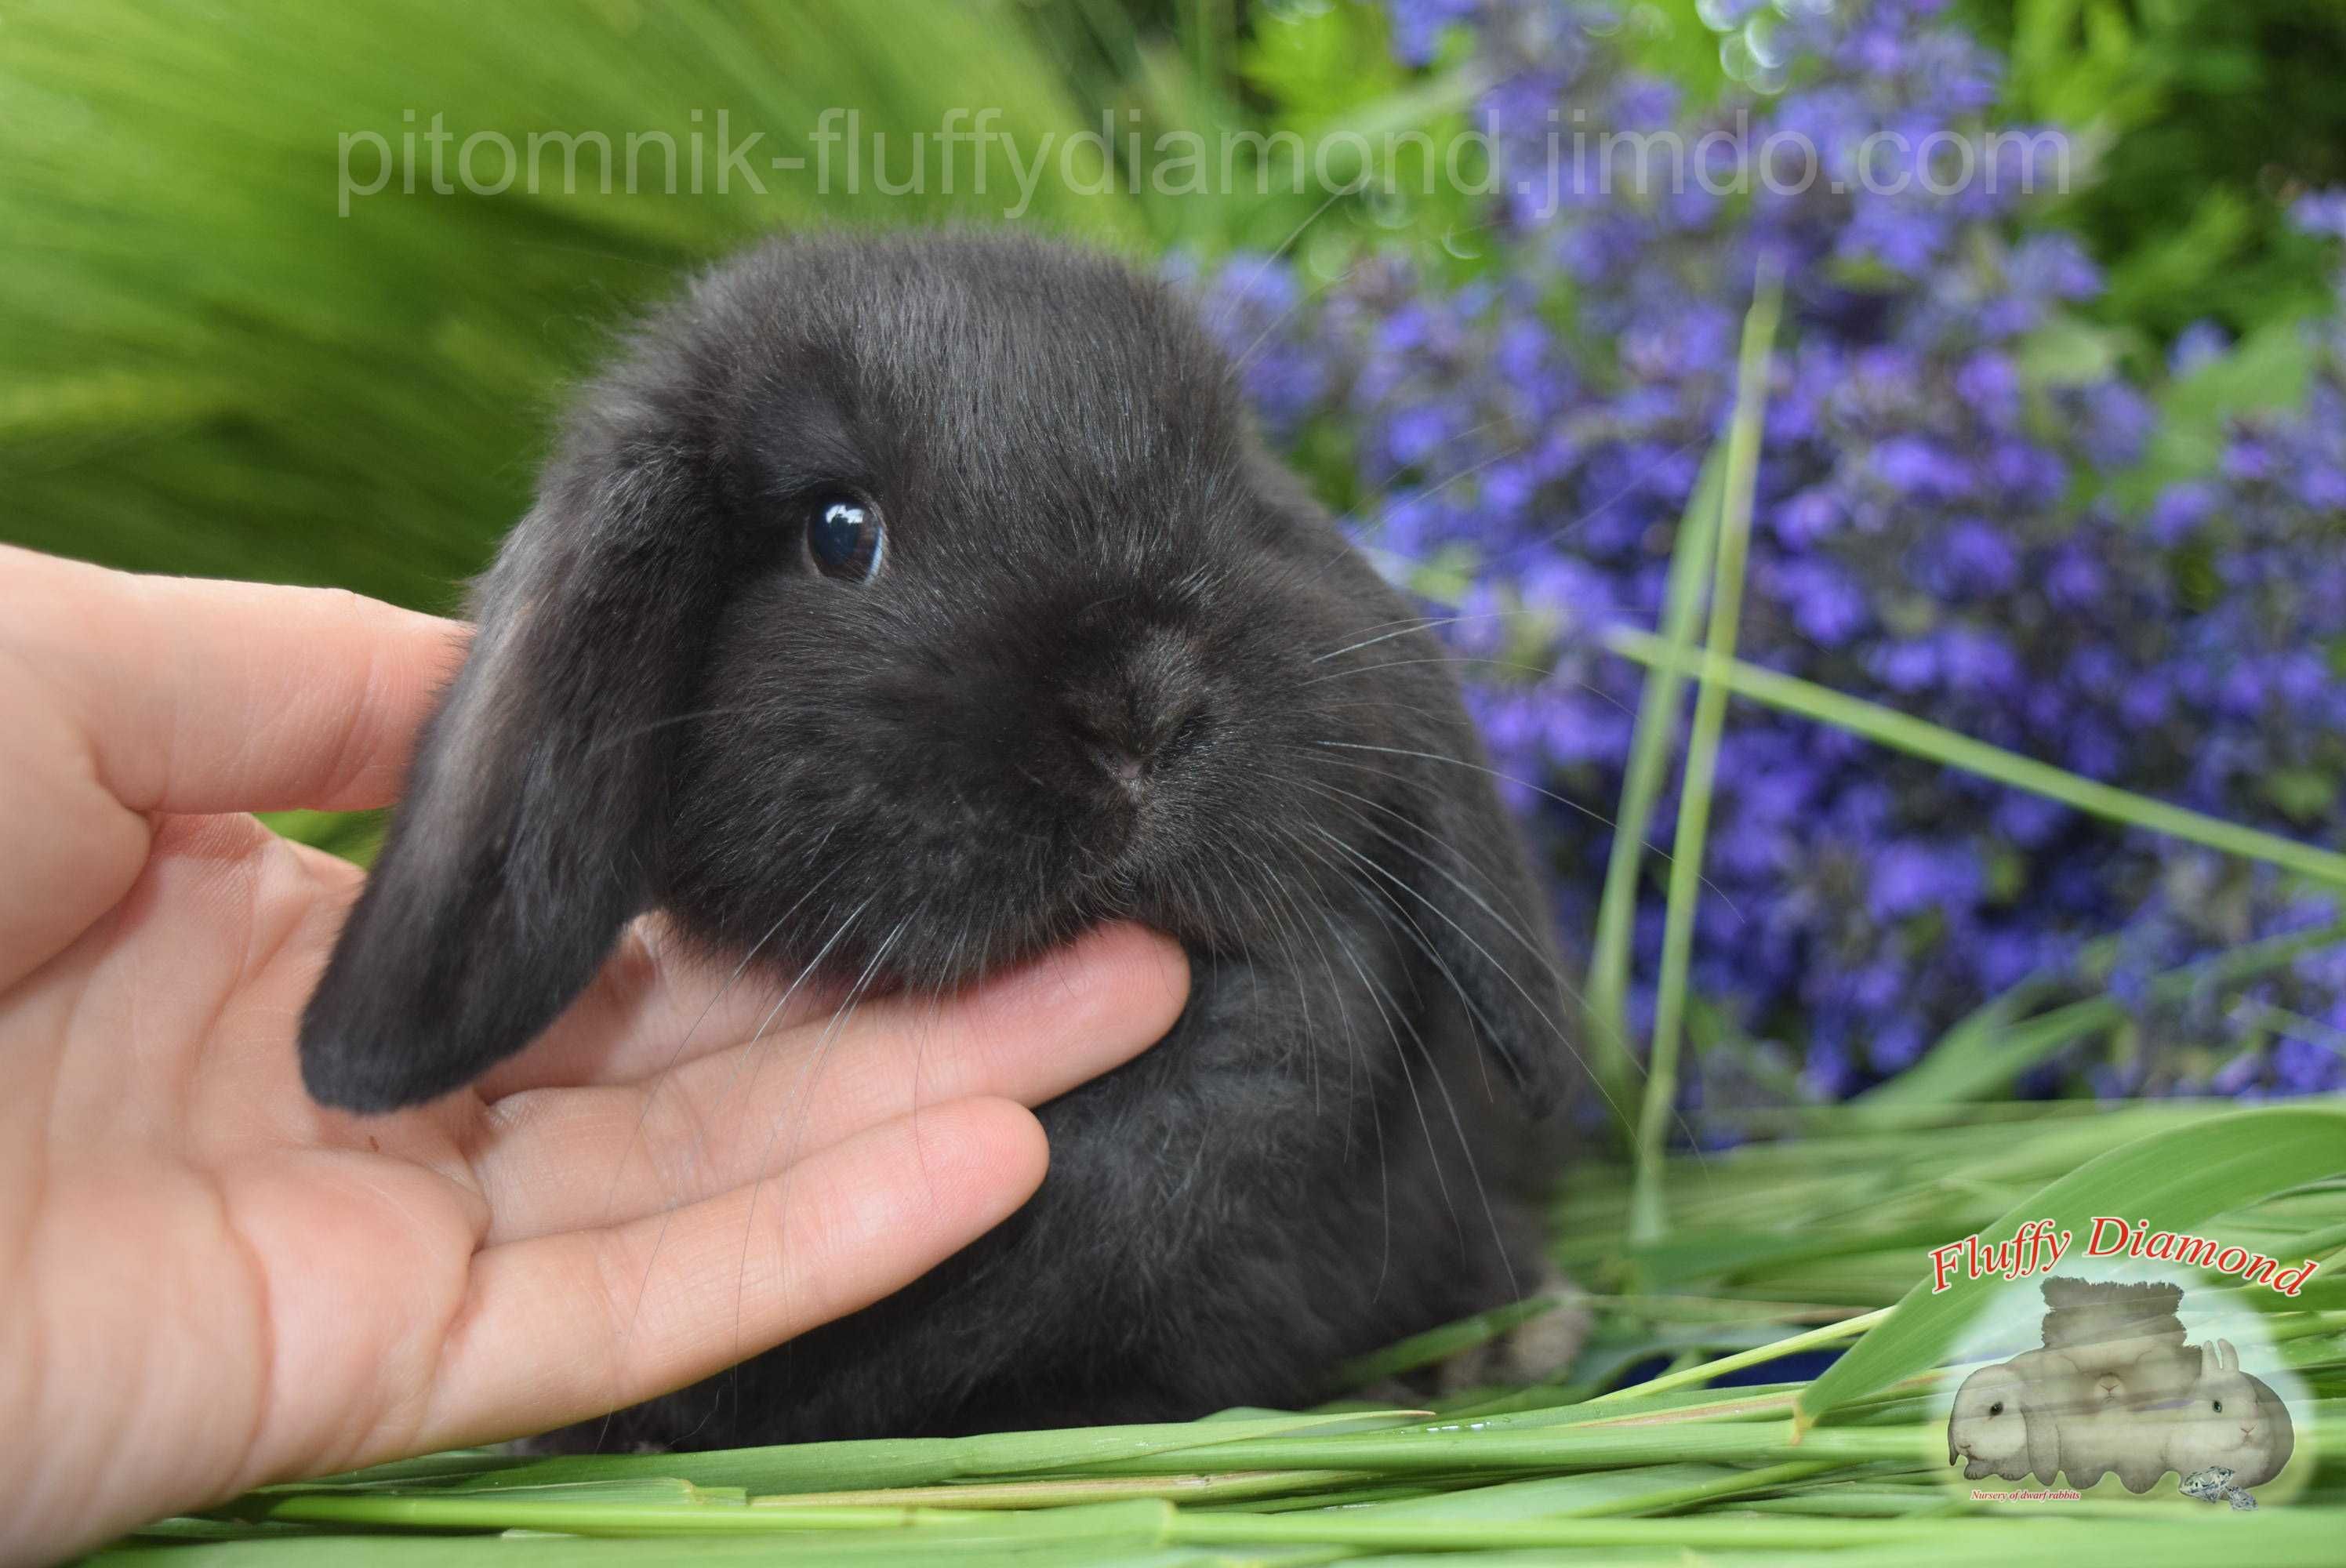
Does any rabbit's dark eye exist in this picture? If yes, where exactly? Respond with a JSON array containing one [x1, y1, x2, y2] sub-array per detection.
[[805, 493, 884, 583], [1988, 1402, 2004, 1417], [2212, 1399, 2224, 1414]]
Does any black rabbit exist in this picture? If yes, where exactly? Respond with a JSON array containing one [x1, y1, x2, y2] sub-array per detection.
[[300, 230, 1582, 1445]]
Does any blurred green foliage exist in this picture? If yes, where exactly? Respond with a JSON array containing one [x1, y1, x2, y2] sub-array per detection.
[[0, 0, 1501, 612], [1036, 0, 1497, 273], [1967, 0, 2346, 340], [0, 1, 1143, 610]]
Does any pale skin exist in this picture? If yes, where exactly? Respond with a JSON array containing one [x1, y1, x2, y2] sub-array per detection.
[[0, 546, 1190, 1566]]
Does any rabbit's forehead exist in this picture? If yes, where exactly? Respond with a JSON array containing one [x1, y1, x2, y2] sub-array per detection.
[[863, 343, 1222, 483], [690, 238, 1251, 537], [783, 260, 1233, 480]]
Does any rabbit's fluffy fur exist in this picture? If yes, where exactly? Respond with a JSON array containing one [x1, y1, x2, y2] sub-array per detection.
[[299, 231, 1579, 1446]]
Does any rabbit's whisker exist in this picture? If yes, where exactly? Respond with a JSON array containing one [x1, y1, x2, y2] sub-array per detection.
[[1276, 830, 1454, 1248], [1274, 822, 1376, 1131], [1303, 424, 1712, 607], [1226, 829, 1324, 1115], [1294, 779, 1551, 966], [585, 855, 850, 1290], [1309, 652, 1645, 727], [1309, 739, 1746, 924], [1295, 750, 1715, 1170], [1304, 654, 1561, 688], [1295, 778, 1648, 1138], [1294, 825, 1510, 1276], [729, 905, 910, 1364], [1208, 183, 1351, 341], [1259, 819, 1378, 1158], [1208, 826, 1296, 1087], [1485, 430, 1713, 568], [1299, 894, 1415, 1303], [1402, 429, 1538, 512], [585, 887, 869, 1453], [1306, 822, 1565, 1105], [1310, 608, 1547, 665]]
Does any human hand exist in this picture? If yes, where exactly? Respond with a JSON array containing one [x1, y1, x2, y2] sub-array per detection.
[[0, 546, 1188, 1565]]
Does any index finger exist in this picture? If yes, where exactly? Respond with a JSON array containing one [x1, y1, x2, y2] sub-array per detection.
[[1, 545, 467, 815]]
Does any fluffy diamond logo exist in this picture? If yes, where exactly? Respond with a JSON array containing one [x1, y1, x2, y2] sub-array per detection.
[[1945, 1278, 2298, 1507]]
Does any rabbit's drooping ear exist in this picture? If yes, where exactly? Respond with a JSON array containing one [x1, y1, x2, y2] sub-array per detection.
[[2020, 1388, 2061, 1484], [301, 442, 724, 1112], [1411, 762, 1576, 1116]]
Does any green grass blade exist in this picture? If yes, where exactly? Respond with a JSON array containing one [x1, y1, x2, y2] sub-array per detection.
[[1576, 1307, 1890, 1412], [1602, 626, 2346, 888], [746, 1471, 1356, 1511], [97, 1544, 1233, 1568], [253, 1494, 1178, 1539], [1584, 446, 1727, 1128], [1852, 918, 2346, 1115], [1843, 978, 2053, 1112], [147, 1098, 2346, 1557], [1075, 1420, 1928, 1474], [381, 1410, 1425, 1496], [1344, 1461, 1826, 1520], [1167, 1508, 1970, 1553], [1630, 263, 1783, 1245], [1331, 1294, 1568, 1389], [1793, 1103, 2346, 1429]]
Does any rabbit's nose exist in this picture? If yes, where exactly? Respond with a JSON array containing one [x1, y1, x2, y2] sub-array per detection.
[[1055, 626, 1211, 792], [1066, 697, 1204, 804], [1083, 735, 1149, 801]]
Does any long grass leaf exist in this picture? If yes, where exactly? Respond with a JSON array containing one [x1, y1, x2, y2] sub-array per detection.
[[1630, 263, 1783, 1243], [1584, 446, 1727, 1126], [1852, 919, 2346, 1113], [1602, 626, 2346, 887], [390, 1410, 1425, 1496]]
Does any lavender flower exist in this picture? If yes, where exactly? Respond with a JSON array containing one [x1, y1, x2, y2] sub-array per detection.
[[1184, 0, 2346, 1108]]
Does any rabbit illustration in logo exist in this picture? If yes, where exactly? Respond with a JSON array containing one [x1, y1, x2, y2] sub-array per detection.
[[1946, 1361, 2064, 1482], [2068, 1336, 2294, 1496], [1956, 1279, 2189, 1489], [2051, 1377, 2174, 1492], [1946, 1280, 2297, 1498], [2039, 1280, 2195, 1396], [2161, 1338, 2294, 1492], [2021, 1276, 2202, 1490], [2037, 1277, 2199, 1439]]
